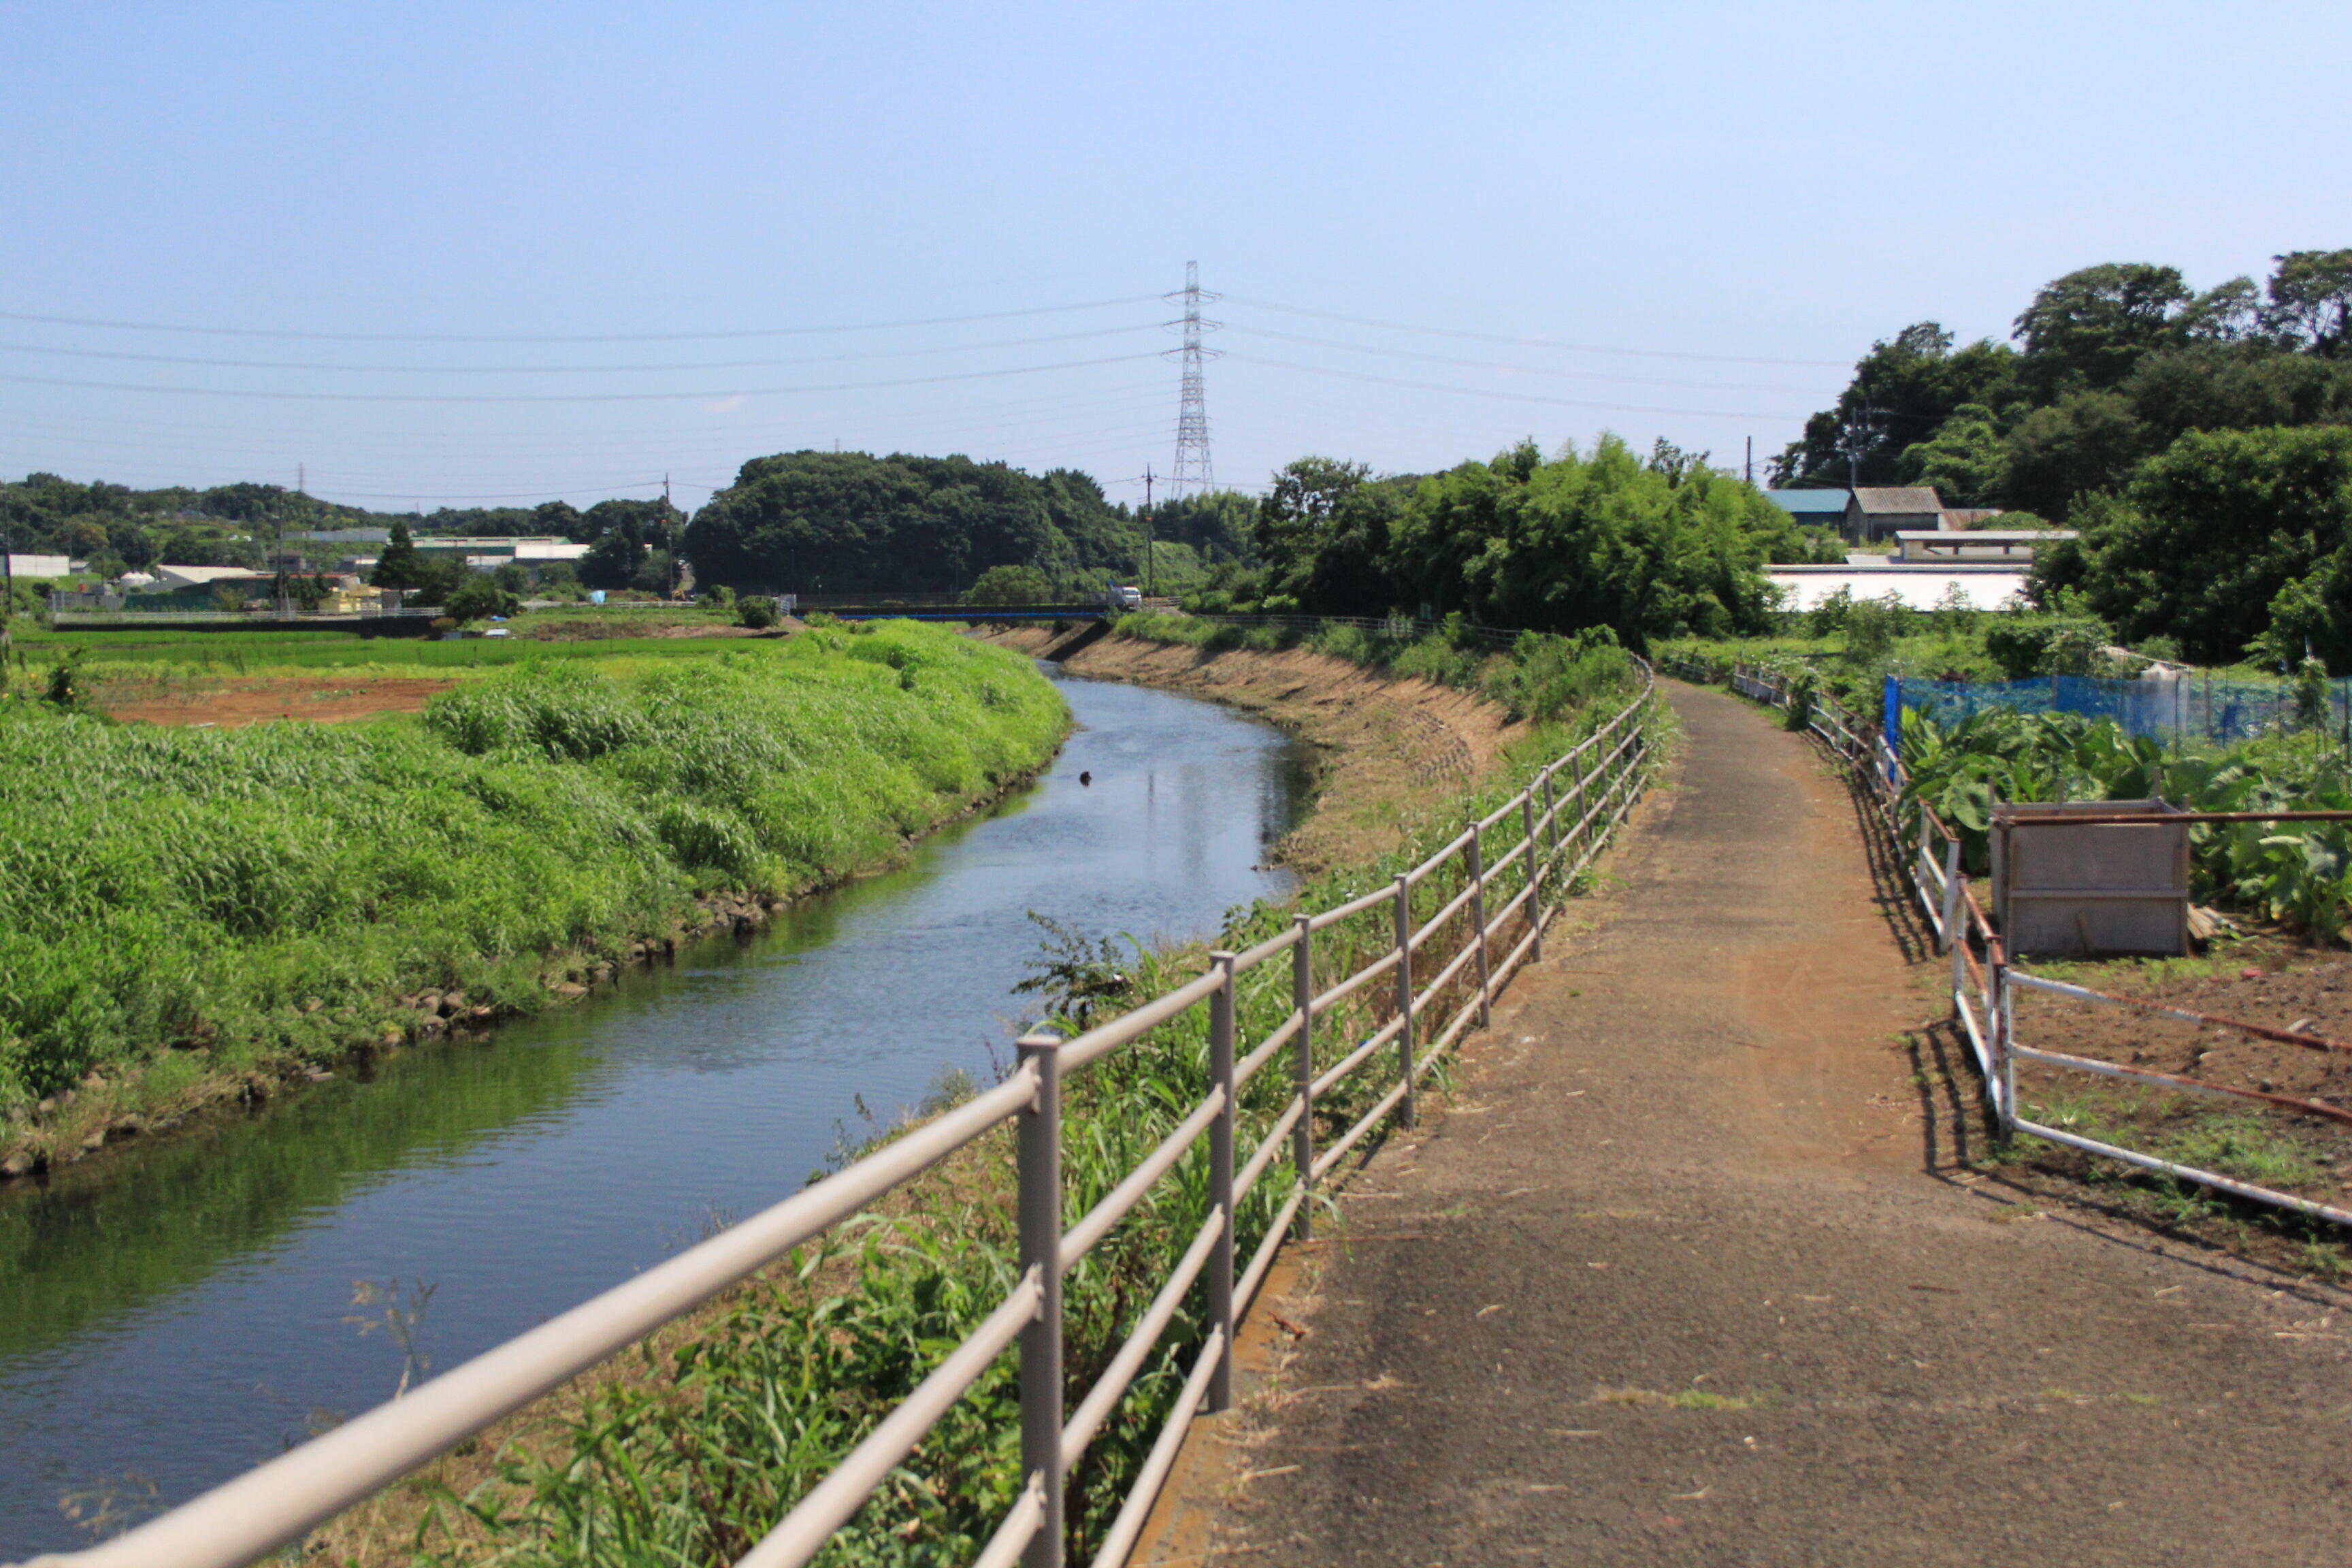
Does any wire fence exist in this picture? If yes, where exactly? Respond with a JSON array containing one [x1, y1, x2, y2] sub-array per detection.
[[18, 666, 1663, 1568], [1890, 674, 2335, 748]]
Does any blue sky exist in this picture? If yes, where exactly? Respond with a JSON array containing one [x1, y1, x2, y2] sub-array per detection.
[[3, 0, 2345, 512]]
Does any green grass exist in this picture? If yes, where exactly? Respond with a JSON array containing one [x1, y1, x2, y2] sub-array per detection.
[[2159, 1115, 2322, 1189], [0, 621, 1067, 1114]]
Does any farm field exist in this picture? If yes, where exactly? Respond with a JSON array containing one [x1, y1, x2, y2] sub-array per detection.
[[4, 608, 800, 725]]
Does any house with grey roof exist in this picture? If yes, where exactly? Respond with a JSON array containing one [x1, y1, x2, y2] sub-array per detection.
[[1847, 486, 1946, 542]]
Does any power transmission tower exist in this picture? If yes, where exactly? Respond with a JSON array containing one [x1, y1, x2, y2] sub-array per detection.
[[1165, 261, 1220, 500]]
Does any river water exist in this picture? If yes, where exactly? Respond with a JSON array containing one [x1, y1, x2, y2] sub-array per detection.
[[0, 670, 1315, 1557]]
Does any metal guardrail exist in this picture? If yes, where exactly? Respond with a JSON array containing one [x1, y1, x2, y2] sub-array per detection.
[[1665, 654, 2352, 1234], [20, 666, 1662, 1568]]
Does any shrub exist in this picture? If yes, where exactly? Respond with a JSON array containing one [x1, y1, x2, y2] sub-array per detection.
[[1840, 594, 1904, 668], [444, 574, 521, 623], [1982, 612, 2112, 679]]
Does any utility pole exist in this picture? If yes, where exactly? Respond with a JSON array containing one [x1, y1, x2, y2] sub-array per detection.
[[1142, 466, 1155, 600], [2, 495, 14, 657], [664, 474, 678, 600], [273, 482, 290, 620], [1166, 261, 1220, 501], [1745, 436, 1753, 487]]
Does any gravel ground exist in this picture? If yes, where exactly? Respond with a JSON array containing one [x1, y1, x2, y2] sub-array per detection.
[[1157, 680, 2352, 1567]]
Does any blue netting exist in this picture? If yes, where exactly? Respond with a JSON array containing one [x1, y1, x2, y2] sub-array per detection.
[[1889, 675, 2328, 746]]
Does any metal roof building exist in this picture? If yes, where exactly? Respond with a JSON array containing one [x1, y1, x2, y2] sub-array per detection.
[[1763, 488, 1852, 520]]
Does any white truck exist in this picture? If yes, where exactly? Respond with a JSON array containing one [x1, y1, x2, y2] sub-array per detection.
[[1107, 583, 1143, 612]]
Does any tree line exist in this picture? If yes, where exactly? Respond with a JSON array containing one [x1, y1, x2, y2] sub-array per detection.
[[1780, 250, 2352, 670], [1777, 250, 2352, 520], [0, 472, 687, 584]]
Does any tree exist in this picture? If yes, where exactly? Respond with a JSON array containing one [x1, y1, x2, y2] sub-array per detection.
[[579, 521, 647, 589], [579, 496, 683, 547], [2033, 424, 2352, 665], [2000, 391, 2148, 519], [1899, 402, 2008, 506], [1390, 437, 1786, 646], [2265, 249, 2352, 358], [532, 499, 587, 540], [444, 573, 521, 622], [1772, 324, 2020, 488], [1254, 456, 1371, 601], [1151, 489, 1257, 564], [683, 450, 1126, 595], [368, 521, 428, 589], [968, 564, 1060, 605], [2010, 263, 2255, 399]]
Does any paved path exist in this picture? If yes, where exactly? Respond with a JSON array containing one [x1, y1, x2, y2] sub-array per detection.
[[1177, 681, 2352, 1566]]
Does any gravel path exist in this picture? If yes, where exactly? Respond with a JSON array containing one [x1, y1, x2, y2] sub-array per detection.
[[1176, 680, 2352, 1567]]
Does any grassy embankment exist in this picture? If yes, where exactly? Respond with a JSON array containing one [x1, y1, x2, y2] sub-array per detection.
[[1109, 609, 1631, 725], [310, 629, 1659, 1568], [0, 620, 1068, 1173]]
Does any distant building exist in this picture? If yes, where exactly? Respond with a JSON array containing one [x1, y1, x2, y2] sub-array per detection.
[[1762, 489, 1853, 531], [412, 536, 592, 570], [287, 527, 393, 545], [1767, 563, 2030, 612], [150, 564, 276, 592], [1848, 487, 1946, 542], [1893, 529, 2074, 564]]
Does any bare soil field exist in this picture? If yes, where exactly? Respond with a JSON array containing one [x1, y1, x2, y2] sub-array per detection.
[[1974, 944, 2352, 1275], [100, 674, 457, 727]]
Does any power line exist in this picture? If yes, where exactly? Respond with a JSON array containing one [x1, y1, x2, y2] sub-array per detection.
[[0, 324, 1154, 376], [0, 352, 1164, 404], [1237, 326, 1838, 395], [1223, 354, 1816, 420], [319, 481, 668, 502], [1224, 295, 1850, 368], [0, 381, 1176, 447], [0, 295, 1162, 345]]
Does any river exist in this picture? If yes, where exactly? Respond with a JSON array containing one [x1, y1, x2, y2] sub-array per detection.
[[0, 668, 1316, 1558]]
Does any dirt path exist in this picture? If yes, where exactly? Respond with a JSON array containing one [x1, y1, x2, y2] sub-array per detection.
[[1166, 680, 2352, 1566]]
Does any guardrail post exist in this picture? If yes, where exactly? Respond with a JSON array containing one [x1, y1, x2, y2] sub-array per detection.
[[1939, 836, 1962, 962], [1575, 754, 1590, 861], [1467, 821, 1492, 1026], [1993, 964, 2016, 1143], [1291, 915, 1315, 1241], [1207, 952, 1237, 1411], [1522, 789, 1544, 962], [1541, 763, 1561, 870], [1015, 1032, 1066, 1568], [1393, 875, 1418, 1128]]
